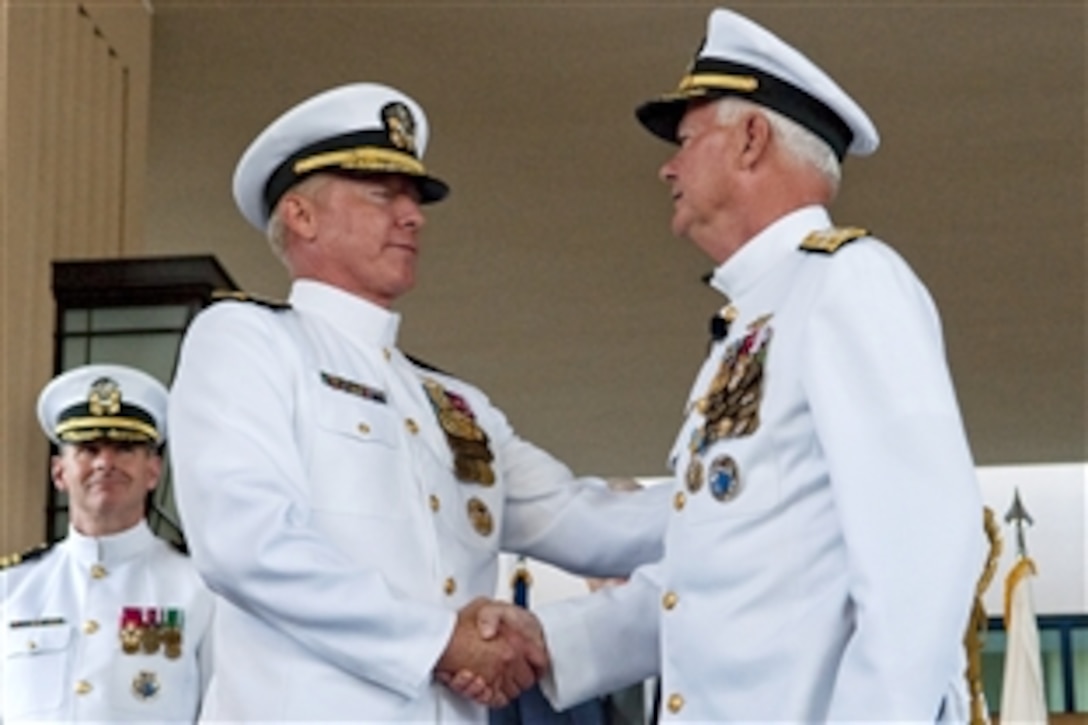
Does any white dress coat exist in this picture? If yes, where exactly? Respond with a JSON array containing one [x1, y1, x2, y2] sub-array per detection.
[[167, 279, 669, 723], [537, 206, 986, 722], [0, 522, 214, 723]]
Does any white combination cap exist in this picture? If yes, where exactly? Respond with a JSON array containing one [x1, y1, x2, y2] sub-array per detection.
[[636, 8, 879, 159], [232, 82, 449, 231], [37, 364, 168, 446]]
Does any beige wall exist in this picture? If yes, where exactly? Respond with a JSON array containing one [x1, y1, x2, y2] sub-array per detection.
[[0, 0, 150, 554]]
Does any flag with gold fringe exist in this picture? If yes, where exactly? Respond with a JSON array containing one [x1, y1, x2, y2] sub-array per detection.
[[999, 496, 1047, 724]]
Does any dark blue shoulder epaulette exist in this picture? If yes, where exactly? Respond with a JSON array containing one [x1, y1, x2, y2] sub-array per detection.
[[799, 227, 869, 254], [211, 290, 292, 310], [0, 542, 54, 570]]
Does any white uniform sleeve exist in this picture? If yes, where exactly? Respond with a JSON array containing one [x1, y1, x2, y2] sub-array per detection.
[[535, 561, 663, 709], [169, 304, 453, 699], [496, 429, 671, 578], [803, 242, 985, 718]]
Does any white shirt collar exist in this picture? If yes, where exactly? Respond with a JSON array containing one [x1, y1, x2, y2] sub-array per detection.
[[708, 205, 831, 300], [63, 519, 155, 567], [289, 279, 401, 349]]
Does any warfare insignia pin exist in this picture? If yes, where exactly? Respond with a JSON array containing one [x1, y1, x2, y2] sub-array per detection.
[[131, 670, 160, 700], [708, 456, 742, 502], [382, 102, 417, 154], [88, 377, 121, 416]]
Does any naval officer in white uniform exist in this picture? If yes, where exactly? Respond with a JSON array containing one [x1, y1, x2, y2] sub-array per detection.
[[167, 82, 670, 722], [0, 364, 214, 723], [466, 8, 986, 722]]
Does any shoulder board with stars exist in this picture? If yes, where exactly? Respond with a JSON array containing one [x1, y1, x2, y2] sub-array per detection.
[[210, 290, 292, 310], [0, 542, 54, 570], [799, 227, 869, 254]]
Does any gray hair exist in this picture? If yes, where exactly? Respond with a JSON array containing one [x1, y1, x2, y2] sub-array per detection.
[[265, 174, 332, 265], [714, 97, 842, 194]]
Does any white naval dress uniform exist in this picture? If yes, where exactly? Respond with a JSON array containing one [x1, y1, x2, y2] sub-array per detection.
[[537, 206, 986, 722], [167, 279, 669, 723], [0, 522, 214, 723]]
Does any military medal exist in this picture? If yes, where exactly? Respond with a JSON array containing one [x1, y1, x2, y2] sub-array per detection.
[[708, 455, 742, 502], [141, 608, 162, 654], [131, 670, 160, 700], [467, 497, 494, 537], [162, 608, 184, 659], [423, 379, 496, 485], [693, 314, 772, 447], [119, 607, 143, 654]]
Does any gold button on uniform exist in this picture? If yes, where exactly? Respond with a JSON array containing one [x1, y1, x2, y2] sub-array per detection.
[[90, 564, 107, 579], [443, 577, 456, 596], [429, 494, 440, 512], [662, 591, 679, 610], [405, 419, 419, 435], [667, 692, 684, 714], [75, 680, 93, 695], [673, 491, 686, 511], [383, 348, 392, 361], [357, 422, 371, 435], [83, 620, 99, 635]]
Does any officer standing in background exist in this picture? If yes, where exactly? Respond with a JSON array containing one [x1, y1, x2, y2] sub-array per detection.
[[0, 364, 214, 722], [468, 7, 986, 721], [167, 82, 668, 722]]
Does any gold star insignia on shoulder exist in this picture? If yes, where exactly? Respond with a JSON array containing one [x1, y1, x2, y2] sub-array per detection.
[[799, 226, 869, 254], [211, 290, 292, 310]]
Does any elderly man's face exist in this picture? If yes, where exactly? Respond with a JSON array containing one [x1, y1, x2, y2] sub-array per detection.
[[298, 174, 426, 307], [659, 101, 749, 260], [52, 440, 161, 536]]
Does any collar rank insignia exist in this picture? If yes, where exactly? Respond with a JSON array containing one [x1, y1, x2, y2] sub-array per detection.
[[799, 226, 869, 254], [423, 379, 495, 485]]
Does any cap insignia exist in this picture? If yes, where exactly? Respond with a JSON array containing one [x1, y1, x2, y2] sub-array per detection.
[[88, 377, 122, 416], [382, 101, 417, 154], [799, 226, 869, 254]]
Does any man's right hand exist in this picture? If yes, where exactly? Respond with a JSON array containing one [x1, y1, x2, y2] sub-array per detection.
[[434, 598, 549, 708]]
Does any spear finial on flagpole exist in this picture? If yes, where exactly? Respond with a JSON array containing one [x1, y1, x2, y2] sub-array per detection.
[[1004, 488, 1034, 558]]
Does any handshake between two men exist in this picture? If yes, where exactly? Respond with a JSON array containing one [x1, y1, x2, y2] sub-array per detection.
[[435, 597, 548, 708]]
